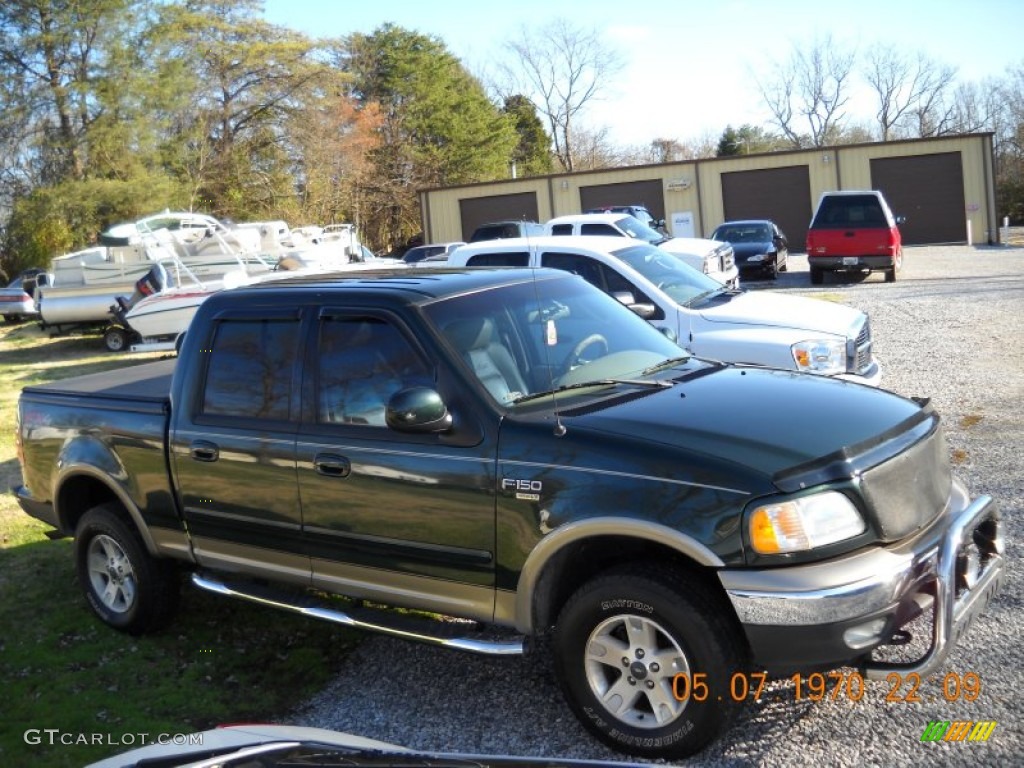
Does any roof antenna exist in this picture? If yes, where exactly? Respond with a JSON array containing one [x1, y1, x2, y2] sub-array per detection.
[[529, 263, 567, 438]]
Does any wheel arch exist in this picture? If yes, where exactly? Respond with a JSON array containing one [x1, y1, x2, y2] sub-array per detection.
[[55, 466, 157, 554], [516, 518, 729, 635]]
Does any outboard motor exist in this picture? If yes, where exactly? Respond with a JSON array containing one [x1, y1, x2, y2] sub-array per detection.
[[109, 263, 169, 324]]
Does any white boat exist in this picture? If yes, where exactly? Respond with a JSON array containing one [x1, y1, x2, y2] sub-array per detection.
[[36, 212, 274, 330], [104, 270, 247, 352]]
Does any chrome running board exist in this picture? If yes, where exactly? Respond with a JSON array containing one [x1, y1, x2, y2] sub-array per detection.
[[191, 572, 525, 656]]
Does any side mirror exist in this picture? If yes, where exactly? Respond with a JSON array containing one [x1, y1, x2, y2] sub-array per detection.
[[386, 387, 453, 433], [659, 326, 678, 343], [611, 290, 636, 306], [629, 302, 657, 320]]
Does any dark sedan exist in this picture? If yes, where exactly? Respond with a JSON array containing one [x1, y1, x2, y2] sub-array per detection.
[[710, 220, 788, 279]]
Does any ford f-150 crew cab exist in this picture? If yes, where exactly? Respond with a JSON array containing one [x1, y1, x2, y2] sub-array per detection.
[[448, 236, 881, 385], [14, 268, 1003, 759]]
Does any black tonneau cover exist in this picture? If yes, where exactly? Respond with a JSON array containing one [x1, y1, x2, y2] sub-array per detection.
[[23, 358, 175, 403]]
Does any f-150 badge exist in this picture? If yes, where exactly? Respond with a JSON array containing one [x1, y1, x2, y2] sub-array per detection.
[[502, 478, 542, 501]]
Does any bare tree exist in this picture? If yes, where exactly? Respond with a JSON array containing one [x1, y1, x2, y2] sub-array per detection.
[[864, 46, 958, 140], [757, 35, 856, 148], [945, 81, 995, 136], [500, 18, 623, 172]]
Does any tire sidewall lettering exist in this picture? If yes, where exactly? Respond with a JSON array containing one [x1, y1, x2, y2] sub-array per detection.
[[599, 599, 654, 613]]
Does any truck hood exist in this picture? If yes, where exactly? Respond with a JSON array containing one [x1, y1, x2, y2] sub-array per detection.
[[659, 236, 720, 254], [697, 290, 861, 336], [564, 365, 920, 478]]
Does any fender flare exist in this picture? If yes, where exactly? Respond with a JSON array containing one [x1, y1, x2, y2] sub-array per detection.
[[514, 516, 724, 633]]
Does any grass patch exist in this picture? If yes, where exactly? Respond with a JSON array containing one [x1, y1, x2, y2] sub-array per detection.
[[0, 322, 358, 767]]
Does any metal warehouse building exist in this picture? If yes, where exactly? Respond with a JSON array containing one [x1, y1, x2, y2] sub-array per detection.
[[418, 133, 997, 251]]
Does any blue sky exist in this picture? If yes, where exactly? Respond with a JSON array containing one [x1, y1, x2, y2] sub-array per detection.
[[262, 0, 1024, 146]]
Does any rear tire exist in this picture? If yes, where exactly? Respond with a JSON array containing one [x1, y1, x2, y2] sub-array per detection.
[[75, 504, 180, 635], [552, 565, 746, 759], [885, 267, 896, 283], [810, 266, 824, 285]]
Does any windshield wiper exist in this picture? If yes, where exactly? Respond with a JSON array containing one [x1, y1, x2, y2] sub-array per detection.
[[684, 287, 727, 307], [511, 378, 671, 405], [641, 355, 692, 375]]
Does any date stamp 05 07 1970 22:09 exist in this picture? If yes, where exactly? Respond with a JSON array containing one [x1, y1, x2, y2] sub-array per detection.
[[671, 670, 983, 704]]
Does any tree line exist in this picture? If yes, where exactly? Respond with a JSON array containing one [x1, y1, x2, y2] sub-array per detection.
[[1, 4, 1021, 279]]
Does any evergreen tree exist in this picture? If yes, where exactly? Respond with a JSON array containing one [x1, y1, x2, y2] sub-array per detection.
[[503, 95, 553, 177], [341, 24, 517, 249]]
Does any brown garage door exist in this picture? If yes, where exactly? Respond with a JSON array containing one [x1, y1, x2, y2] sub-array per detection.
[[870, 153, 965, 245], [721, 165, 813, 253], [579, 180, 666, 220], [459, 193, 539, 241]]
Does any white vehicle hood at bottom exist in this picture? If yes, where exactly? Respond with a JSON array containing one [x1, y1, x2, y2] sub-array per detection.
[[697, 290, 862, 335]]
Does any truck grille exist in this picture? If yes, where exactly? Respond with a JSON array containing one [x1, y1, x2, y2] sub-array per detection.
[[716, 244, 735, 273], [846, 317, 873, 374], [859, 421, 952, 541]]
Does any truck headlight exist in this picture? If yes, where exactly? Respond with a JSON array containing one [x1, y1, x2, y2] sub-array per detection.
[[791, 339, 845, 375], [749, 492, 866, 554]]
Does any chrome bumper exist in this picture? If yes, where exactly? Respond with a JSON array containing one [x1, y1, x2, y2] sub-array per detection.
[[719, 480, 1004, 678]]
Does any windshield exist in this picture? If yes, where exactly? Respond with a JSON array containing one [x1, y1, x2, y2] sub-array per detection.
[[611, 243, 723, 306], [424, 273, 689, 407], [614, 216, 665, 244], [714, 224, 772, 243]]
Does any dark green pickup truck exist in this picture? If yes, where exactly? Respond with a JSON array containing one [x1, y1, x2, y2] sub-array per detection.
[[14, 268, 1004, 758]]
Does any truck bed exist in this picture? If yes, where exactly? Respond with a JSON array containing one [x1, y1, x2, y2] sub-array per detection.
[[23, 357, 175, 405]]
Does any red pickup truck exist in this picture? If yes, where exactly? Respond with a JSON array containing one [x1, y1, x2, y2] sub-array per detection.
[[805, 190, 904, 284]]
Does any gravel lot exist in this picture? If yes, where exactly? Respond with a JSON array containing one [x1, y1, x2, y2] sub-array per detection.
[[292, 245, 1024, 766]]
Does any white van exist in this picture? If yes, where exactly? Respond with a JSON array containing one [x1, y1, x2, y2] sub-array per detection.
[[447, 236, 880, 385], [545, 213, 740, 288]]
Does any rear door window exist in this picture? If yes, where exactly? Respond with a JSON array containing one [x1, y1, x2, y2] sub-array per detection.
[[201, 319, 300, 421]]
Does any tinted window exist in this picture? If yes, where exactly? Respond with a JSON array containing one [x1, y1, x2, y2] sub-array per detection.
[[542, 252, 658, 311], [466, 252, 530, 267], [612, 216, 663, 243], [812, 195, 888, 228], [542, 252, 603, 285], [550, 224, 573, 236], [202, 320, 299, 420], [403, 246, 445, 263], [580, 223, 622, 237], [318, 317, 432, 427]]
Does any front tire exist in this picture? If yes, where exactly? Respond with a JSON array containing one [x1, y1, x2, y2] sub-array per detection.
[[75, 504, 180, 635], [552, 566, 746, 759]]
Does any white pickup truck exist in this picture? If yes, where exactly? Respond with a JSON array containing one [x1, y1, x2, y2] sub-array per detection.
[[448, 235, 881, 385], [545, 212, 740, 288]]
